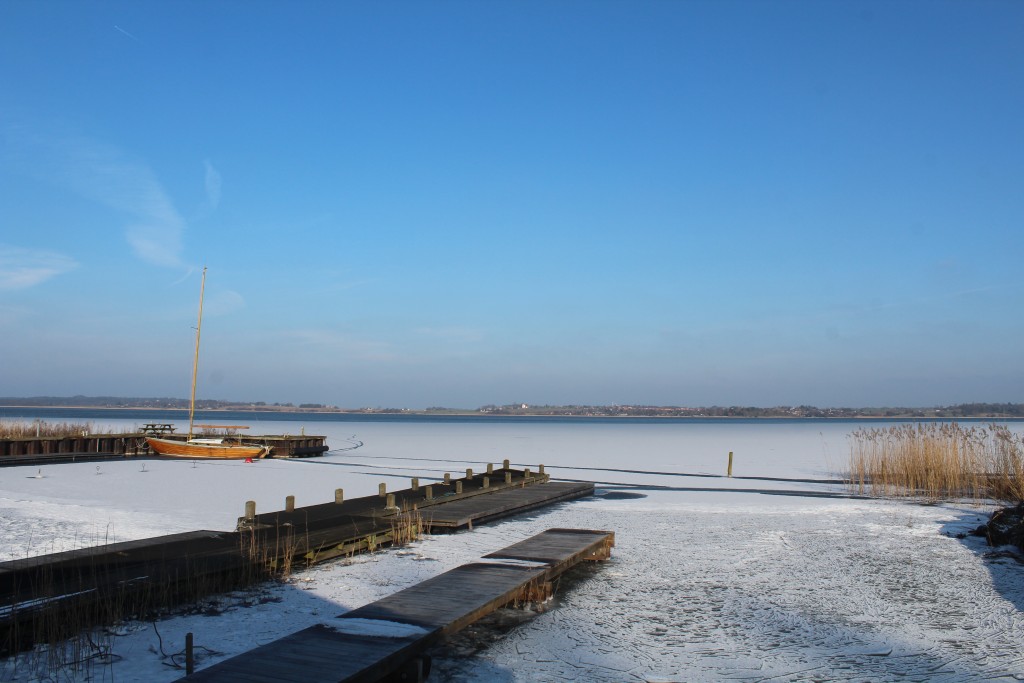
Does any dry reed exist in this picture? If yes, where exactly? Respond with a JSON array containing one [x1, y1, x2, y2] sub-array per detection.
[[847, 423, 1024, 502], [0, 420, 140, 439]]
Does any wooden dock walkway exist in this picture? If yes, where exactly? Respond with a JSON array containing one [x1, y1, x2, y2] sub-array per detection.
[[0, 432, 328, 463], [0, 467, 594, 656], [187, 528, 615, 682]]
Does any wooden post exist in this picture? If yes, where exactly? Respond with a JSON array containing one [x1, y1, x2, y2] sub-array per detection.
[[486, 463, 494, 474], [411, 477, 419, 491], [503, 459, 510, 469], [524, 467, 531, 479], [245, 500, 256, 522], [455, 481, 463, 494], [285, 495, 295, 513], [335, 488, 344, 504], [425, 485, 433, 500], [185, 632, 194, 675], [386, 493, 397, 511], [505, 471, 512, 484], [539, 464, 545, 475], [379, 483, 387, 497], [483, 476, 490, 489], [466, 468, 473, 479], [444, 472, 451, 485], [727, 451, 734, 478]]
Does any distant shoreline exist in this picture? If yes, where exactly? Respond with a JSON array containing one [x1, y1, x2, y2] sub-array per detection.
[[1, 405, 1023, 421]]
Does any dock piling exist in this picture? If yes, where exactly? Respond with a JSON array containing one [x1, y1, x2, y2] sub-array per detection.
[[411, 477, 419, 491], [425, 485, 433, 500], [466, 468, 473, 479], [444, 473, 451, 485], [505, 471, 512, 484], [486, 463, 493, 474], [379, 483, 387, 497], [539, 464, 545, 475], [503, 459, 510, 469], [335, 488, 344, 504], [728, 451, 734, 478], [245, 500, 256, 522], [483, 476, 490, 489], [456, 481, 463, 494], [285, 495, 295, 513]]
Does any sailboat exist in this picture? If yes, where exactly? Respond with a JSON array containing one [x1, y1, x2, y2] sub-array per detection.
[[146, 267, 270, 460]]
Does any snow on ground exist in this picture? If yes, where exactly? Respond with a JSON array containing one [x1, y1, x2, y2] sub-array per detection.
[[2, 418, 1024, 681]]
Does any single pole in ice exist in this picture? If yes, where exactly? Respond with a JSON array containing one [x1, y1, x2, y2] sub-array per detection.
[[727, 451, 734, 478]]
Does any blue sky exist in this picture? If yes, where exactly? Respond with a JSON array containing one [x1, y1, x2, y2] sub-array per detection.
[[1, 1, 1022, 409]]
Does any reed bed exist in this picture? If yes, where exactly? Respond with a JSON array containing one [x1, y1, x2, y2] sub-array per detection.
[[848, 423, 1024, 502], [0, 420, 133, 439]]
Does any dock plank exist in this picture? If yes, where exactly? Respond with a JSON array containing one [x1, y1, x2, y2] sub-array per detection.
[[423, 481, 594, 528], [189, 528, 614, 682]]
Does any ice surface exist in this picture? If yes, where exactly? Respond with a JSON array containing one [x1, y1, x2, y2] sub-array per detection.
[[2, 417, 1023, 681]]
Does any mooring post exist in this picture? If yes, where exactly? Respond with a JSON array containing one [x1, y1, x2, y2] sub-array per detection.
[[483, 476, 490, 489], [411, 477, 419, 491], [425, 485, 433, 500], [456, 480, 463, 494], [444, 472, 451, 485], [539, 463, 545, 475], [524, 467, 531, 479], [385, 493, 399, 513], [503, 458, 510, 469], [245, 500, 256, 522], [727, 451, 734, 478], [285, 495, 295, 513], [335, 488, 344, 504], [505, 471, 512, 484], [185, 632, 194, 675], [466, 468, 473, 479], [379, 483, 387, 497], [486, 463, 494, 474]]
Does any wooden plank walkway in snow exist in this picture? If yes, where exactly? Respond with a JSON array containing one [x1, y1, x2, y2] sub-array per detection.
[[0, 469, 594, 655], [186, 528, 615, 683]]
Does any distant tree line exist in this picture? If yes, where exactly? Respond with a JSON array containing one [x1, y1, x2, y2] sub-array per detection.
[[1, 397, 1023, 418]]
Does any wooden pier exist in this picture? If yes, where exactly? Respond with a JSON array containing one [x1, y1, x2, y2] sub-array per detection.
[[0, 432, 328, 466], [0, 466, 594, 656], [187, 528, 615, 682]]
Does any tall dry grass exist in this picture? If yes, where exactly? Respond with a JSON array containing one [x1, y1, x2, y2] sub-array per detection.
[[848, 423, 1024, 502], [0, 420, 133, 439]]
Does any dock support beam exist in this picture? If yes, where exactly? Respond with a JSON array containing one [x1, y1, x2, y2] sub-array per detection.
[[335, 488, 344, 504]]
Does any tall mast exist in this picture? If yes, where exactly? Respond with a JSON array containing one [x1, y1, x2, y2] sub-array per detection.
[[188, 267, 207, 441]]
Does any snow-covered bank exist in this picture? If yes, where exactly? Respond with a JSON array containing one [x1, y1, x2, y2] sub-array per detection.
[[2, 419, 1023, 681]]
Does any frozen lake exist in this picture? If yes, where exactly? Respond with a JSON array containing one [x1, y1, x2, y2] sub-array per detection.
[[2, 415, 1023, 681]]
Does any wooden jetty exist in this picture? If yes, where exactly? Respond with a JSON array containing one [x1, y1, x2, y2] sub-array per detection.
[[0, 465, 594, 655], [187, 528, 615, 682], [0, 431, 328, 466]]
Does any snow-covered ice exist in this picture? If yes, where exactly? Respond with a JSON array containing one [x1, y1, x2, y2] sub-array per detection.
[[2, 417, 1023, 681]]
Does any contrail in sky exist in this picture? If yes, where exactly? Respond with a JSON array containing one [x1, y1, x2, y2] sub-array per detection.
[[114, 25, 139, 42]]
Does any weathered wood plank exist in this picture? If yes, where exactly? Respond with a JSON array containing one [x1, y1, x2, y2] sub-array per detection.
[[189, 528, 614, 682]]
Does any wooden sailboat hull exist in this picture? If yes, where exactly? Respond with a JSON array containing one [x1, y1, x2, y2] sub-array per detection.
[[146, 437, 268, 459]]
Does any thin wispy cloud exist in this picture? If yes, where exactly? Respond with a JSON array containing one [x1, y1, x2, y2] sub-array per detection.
[[5, 128, 187, 268], [113, 25, 140, 42], [0, 245, 78, 290], [204, 160, 222, 209], [414, 326, 484, 344], [282, 329, 398, 362], [204, 289, 245, 317]]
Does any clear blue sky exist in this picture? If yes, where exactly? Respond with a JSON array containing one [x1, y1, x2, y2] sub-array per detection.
[[1, 1, 1022, 409]]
